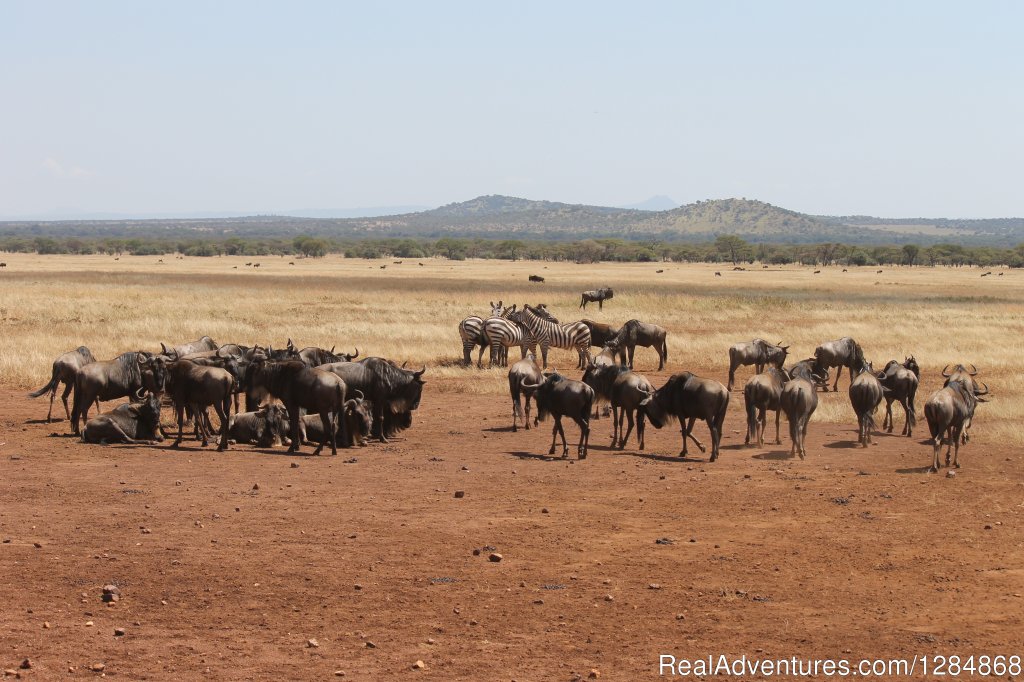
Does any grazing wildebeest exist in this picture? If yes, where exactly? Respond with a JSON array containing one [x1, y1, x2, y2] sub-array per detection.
[[877, 357, 919, 437], [582, 363, 655, 449], [849, 361, 883, 447], [520, 372, 594, 459], [528, 274, 545, 283], [164, 359, 235, 451], [160, 335, 218, 357], [924, 377, 989, 472], [519, 305, 592, 369], [228, 403, 291, 447], [779, 360, 823, 459], [71, 352, 168, 435], [640, 372, 729, 461], [247, 359, 347, 455], [744, 367, 788, 447], [459, 301, 508, 367], [593, 345, 621, 367], [317, 357, 425, 443], [727, 339, 789, 391], [82, 393, 164, 444], [813, 336, 864, 392], [508, 352, 543, 431], [579, 287, 614, 310], [28, 346, 96, 422], [300, 390, 373, 447], [605, 319, 668, 370]]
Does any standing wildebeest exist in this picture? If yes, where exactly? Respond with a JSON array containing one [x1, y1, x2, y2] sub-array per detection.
[[520, 372, 594, 459], [579, 287, 614, 310], [460, 302, 511, 367], [582, 363, 655, 449], [779, 359, 823, 459], [508, 352, 543, 431], [228, 403, 291, 447], [28, 346, 96, 422], [528, 274, 545, 283], [877, 357, 919, 437], [727, 339, 789, 391], [940, 363, 987, 444], [317, 357, 425, 443], [924, 376, 988, 472], [165, 359, 235, 451], [744, 367, 788, 447], [247, 359, 347, 455], [605, 319, 668, 370], [849, 361, 883, 447], [813, 336, 864, 392], [70, 352, 168, 435], [581, 320, 626, 364], [640, 372, 729, 461], [160, 335, 218, 357], [519, 304, 592, 369], [82, 393, 164, 444]]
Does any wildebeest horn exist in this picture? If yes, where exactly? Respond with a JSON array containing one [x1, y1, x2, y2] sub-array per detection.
[[160, 342, 169, 354], [352, 389, 364, 401], [413, 366, 426, 378], [330, 345, 336, 353], [350, 348, 359, 359], [941, 364, 952, 377], [521, 380, 541, 390], [976, 381, 990, 395], [969, 364, 978, 375], [401, 360, 409, 368]]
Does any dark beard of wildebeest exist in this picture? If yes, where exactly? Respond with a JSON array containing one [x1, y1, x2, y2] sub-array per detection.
[[70, 351, 168, 435], [579, 287, 613, 311], [813, 336, 864, 392], [581, 320, 626, 365], [159, 335, 217, 358], [640, 372, 729, 461], [459, 301, 509, 367], [519, 304, 591, 370], [877, 357, 920, 437], [940, 363, 989, 445], [164, 358, 235, 451], [28, 345, 96, 422], [848, 361, 883, 447], [605, 319, 668, 371], [228, 403, 291, 448], [315, 358, 425, 443], [727, 339, 789, 391], [299, 390, 374, 447], [925, 373, 989, 472], [485, 311, 536, 369], [582, 362, 654, 450], [507, 352, 543, 432], [82, 392, 164, 444], [780, 360, 823, 459], [520, 372, 594, 459], [744, 366, 788, 447], [246, 359, 348, 455]]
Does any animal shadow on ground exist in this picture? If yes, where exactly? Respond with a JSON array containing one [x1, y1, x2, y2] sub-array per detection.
[[823, 439, 862, 449], [483, 426, 515, 433], [621, 451, 706, 464], [896, 465, 934, 474], [752, 450, 797, 461], [26, 418, 62, 425], [508, 450, 562, 462]]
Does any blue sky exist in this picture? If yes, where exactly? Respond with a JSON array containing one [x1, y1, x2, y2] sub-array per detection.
[[1, 1, 1021, 218]]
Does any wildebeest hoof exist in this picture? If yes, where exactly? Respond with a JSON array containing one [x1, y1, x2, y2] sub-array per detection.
[[548, 447, 556, 455], [171, 441, 181, 448], [929, 466, 938, 473]]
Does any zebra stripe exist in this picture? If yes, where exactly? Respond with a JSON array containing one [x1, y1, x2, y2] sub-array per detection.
[[459, 305, 515, 367], [520, 305, 592, 369], [484, 314, 536, 367]]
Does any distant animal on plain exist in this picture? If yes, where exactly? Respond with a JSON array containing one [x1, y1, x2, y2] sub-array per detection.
[[579, 287, 613, 310], [0, 262, 6, 267], [714, 271, 721, 276], [814, 270, 821, 274], [254, 263, 261, 268], [981, 271, 991, 277], [656, 269, 664, 273], [876, 269, 882, 273], [393, 260, 402, 264], [529, 274, 545, 283], [842, 269, 848, 272], [380, 265, 386, 269], [289, 261, 295, 265]]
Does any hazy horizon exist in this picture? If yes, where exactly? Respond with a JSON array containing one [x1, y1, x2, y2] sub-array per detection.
[[2, 2, 1022, 220]]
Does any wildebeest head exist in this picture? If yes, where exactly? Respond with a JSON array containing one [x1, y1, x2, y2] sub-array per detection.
[[137, 351, 168, 396], [520, 371, 564, 422], [903, 355, 920, 379], [766, 342, 790, 368], [344, 390, 373, 443], [259, 403, 290, 447], [638, 373, 692, 429], [135, 391, 164, 441]]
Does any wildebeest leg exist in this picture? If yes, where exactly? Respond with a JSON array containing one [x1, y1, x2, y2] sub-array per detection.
[[899, 398, 911, 436], [789, 415, 799, 458], [541, 345, 549, 369], [46, 381, 58, 422], [172, 404, 186, 448], [312, 411, 331, 455], [728, 363, 736, 392], [214, 397, 230, 451], [548, 419, 559, 456], [556, 417, 569, 457], [577, 415, 589, 459], [373, 402, 388, 443], [709, 417, 722, 462], [951, 425, 963, 468], [627, 345, 635, 370], [512, 392, 521, 432], [331, 409, 341, 456], [756, 406, 766, 447], [685, 417, 707, 454], [945, 427, 954, 466], [882, 398, 893, 432], [774, 408, 782, 444], [620, 409, 635, 449], [525, 394, 534, 429], [288, 404, 301, 453], [637, 410, 646, 450]]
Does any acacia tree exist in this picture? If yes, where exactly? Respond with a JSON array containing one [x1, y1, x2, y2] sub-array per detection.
[[902, 243, 920, 266], [715, 235, 750, 264]]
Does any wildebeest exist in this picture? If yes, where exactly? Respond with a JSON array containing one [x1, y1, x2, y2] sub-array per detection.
[[605, 319, 668, 370], [82, 393, 164, 444], [582, 363, 654, 449], [779, 359, 823, 459], [317, 357, 425, 443], [924, 374, 989, 472], [743, 367, 788, 447], [247, 359, 347, 455], [528, 274, 545, 283], [813, 336, 864, 392], [940, 363, 987, 443], [160, 336, 218, 357], [520, 372, 594, 459], [848, 361, 883, 447], [300, 391, 374, 447], [28, 346, 96, 422], [284, 339, 359, 367], [877, 357, 919, 437], [581, 319, 626, 364], [727, 339, 789, 391], [579, 287, 614, 310], [228, 403, 291, 447], [519, 305, 592, 369], [640, 372, 729, 461], [165, 359, 235, 450], [71, 351, 168, 435], [508, 352, 543, 431]]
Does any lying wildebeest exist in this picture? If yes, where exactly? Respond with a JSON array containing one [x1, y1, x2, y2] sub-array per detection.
[[299, 391, 373, 447], [165, 358, 235, 451], [228, 403, 291, 447], [849, 361, 883, 447], [744, 367, 788, 447], [528, 274, 545, 283], [247, 359, 347, 455], [71, 351, 168, 435], [779, 359, 824, 459], [82, 392, 164, 444], [727, 339, 789, 391], [316, 357, 424, 443], [520, 372, 594, 459], [605, 319, 668, 370], [877, 357, 919, 437], [813, 336, 864, 392], [508, 352, 543, 431], [582, 363, 654, 449], [924, 374, 989, 472], [28, 346, 96, 422], [640, 372, 729, 461], [579, 287, 613, 310], [593, 345, 620, 367], [160, 335, 218, 357], [581, 320, 626, 364], [460, 301, 508, 367]]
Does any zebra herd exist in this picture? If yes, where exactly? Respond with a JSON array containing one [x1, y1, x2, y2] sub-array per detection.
[[460, 301, 593, 370]]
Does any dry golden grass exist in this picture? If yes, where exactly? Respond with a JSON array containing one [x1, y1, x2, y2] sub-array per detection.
[[1, 252, 1021, 443]]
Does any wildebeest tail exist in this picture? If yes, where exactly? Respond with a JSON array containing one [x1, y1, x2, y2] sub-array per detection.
[[509, 375, 524, 419], [27, 367, 60, 398], [744, 393, 757, 441]]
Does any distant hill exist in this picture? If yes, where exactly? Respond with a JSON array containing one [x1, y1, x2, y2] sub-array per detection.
[[619, 195, 679, 211], [2, 195, 1022, 245]]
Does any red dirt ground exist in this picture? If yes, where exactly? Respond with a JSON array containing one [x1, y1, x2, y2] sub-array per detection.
[[1, 371, 1022, 681]]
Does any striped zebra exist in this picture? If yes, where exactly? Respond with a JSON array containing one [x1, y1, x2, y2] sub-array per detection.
[[459, 302, 512, 367], [520, 304, 592, 369], [484, 311, 537, 368]]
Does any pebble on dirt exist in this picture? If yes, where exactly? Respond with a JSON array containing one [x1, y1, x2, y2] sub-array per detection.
[[454, 490, 465, 498], [488, 553, 503, 562], [114, 627, 126, 637], [412, 660, 426, 670], [307, 638, 319, 648]]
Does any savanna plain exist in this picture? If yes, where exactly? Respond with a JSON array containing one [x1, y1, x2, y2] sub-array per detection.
[[1, 253, 1023, 680]]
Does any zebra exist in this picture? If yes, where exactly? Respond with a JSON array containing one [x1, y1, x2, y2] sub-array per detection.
[[484, 311, 537, 368], [459, 302, 512, 367], [519, 304, 592, 369]]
